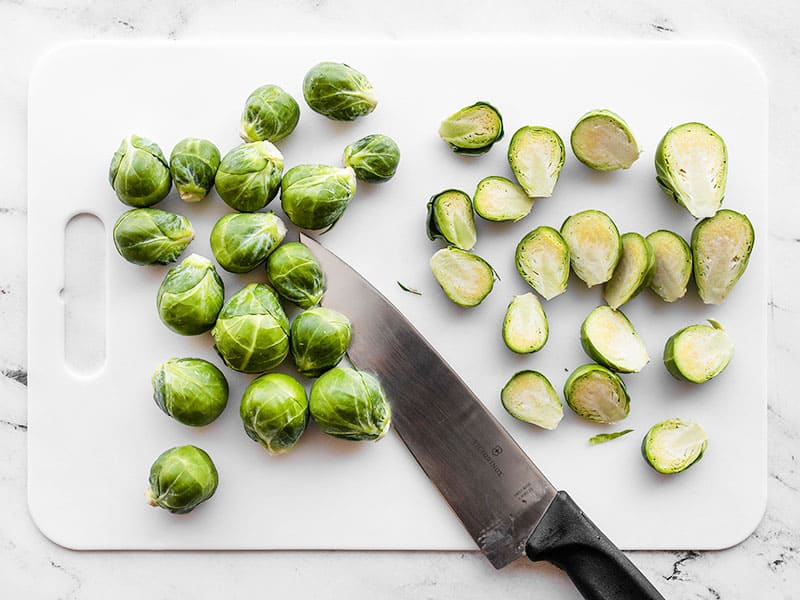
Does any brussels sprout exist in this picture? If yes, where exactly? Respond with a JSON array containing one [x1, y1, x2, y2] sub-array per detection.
[[342, 134, 401, 182], [581, 305, 649, 373], [157, 254, 224, 336], [691, 209, 754, 304], [473, 176, 534, 222], [169, 138, 221, 203], [240, 373, 308, 454], [570, 109, 640, 171], [397, 282, 422, 295], [240, 84, 300, 143], [438, 102, 504, 155], [503, 294, 548, 354], [430, 247, 496, 307], [561, 210, 622, 287], [309, 367, 391, 441], [507, 126, 565, 198], [515, 226, 570, 300], [211, 283, 289, 373], [642, 419, 708, 474], [646, 230, 692, 303], [663, 319, 733, 383], [589, 429, 633, 445], [210, 212, 287, 273], [426, 189, 477, 250], [152, 358, 228, 426], [303, 62, 377, 121], [501, 370, 563, 430], [291, 307, 352, 377], [215, 141, 284, 212], [281, 164, 357, 230], [109, 134, 171, 207], [113, 208, 194, 265], [655, 122, 727, 219], [563, 364, 629, 424], [146, 445, 218, 514], [603, 232, 655, 309], [266, 242, 326, 309]]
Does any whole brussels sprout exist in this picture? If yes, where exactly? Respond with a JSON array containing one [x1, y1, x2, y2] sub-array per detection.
[[215, 141, 284, 212], [240, 84, 300, 143], [303, 61, 377, 121], [240, 373, 308, 454], [281, 164, 357, 230], [169, 138, 221, 203], [156, 254, 224, 335], [342, 134, 400, 182], [113, 208, 194, 265], [152, 358, 229, 426], [210, 212, 287, 273], [211, 283, 289, 373], [266, 242, 326, 309], [291, 307, 352, 377], [309, 367, 391, 441], [146, 445, 218, 514], [109, 134, 171, 207]]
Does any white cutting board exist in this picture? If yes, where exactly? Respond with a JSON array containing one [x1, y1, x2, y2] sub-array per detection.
[[28, 41, 767, 551]]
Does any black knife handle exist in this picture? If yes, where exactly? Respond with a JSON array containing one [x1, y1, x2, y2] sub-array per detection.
[[525, 491, 665, 600]]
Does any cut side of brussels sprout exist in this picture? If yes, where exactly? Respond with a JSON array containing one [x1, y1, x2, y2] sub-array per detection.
[[438, 101, 504, 155], [210, 212, 287, 273], [692, 209, 754, 305], [503, 293, 548, 354], [603, 232, 655, 309], [342, 134, 400, 182], [266, 242, 326, 309], [426, 189, 477, 250], [290, 307, 352, 377], [563, 364, 629, 424], [216, 141, 284, 212], [473, 176, 534, 222], [581, 305, 649, 373], [109, 134, 172, 207], [281, 164, 357, 231], [157, 254, 224, 336], [146, 445, 218, 514], [240, 373, 309, 454], [169, 138, 221, 203], [664, 319, 733, 383], [303, 62, 377, 121], [570, 109, 640, 171], [642, 419, 708, 474], [646, 230, 692, 303], [655, 122, 727, 219], [507, 126, 565, 198], [152, 358, 229, 427], [501, 371, 563, 430], [113, 208, 194, 265], [561, 210, 621, 287], [589, 429, 633, 445], [429, 247, 495, 307], [514, 226, 570, 300], [240, 84, 300, 143]]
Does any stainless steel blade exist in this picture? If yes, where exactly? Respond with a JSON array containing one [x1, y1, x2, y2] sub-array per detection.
[[300, 233, 557, 569]]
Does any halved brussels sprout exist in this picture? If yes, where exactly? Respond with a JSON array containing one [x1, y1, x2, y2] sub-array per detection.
[[646, 230, 692, 302], [473, 176, 534, 222], [515, 226, 570, 300], [113, 208, 194, 265], [146, 445, 218, 514], [426, 189, 477, 250], [692, 209, 754, 304], [581, 305, 649, 373], [211, 283, 289, 373], [507, 126, 565, 198], [343, 134, 400, 182], [169, 138, 221, 203], [266, 242, 326, 309], [281, 164, 357, 230], [430, 247, 495, 307], [501, 370, 563, 430], [290, 307, 352, 377], [561, 210, 622, 287], [109, 134, 171, 207], [503, 293, 548, 354], [438, 102, 504, 155], [210, 212, 287, 273], [563, 364, 630, 424], [240, 373, 308, 454], [309, 367, 391, 441], [215, 141, 284, 212], [240, 84, 300, 143], [157, 254, 224, 336], [655, 122, 727, 219], [303, 62, 377, 121], [570, 109, 640, 171], [152, 358, 228, 427], [663, 319, 733, 383], [589, 429, 633, 445], [642, 419, 708, 474], [603, 232, 655, 309]]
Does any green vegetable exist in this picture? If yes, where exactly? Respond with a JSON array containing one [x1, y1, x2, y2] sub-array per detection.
[[397, 282, 422, 296], [570, 109, 640, 171], [507, 126, 565, 198], [473, 176, 534, 222], [240, 373, 309, 454], [210, 212, 287, 273], [343, 134, 400, 182], [589, 429, 633, 445], [642, 419, 708, 474], [581, 306, 649, 373], [664, 319, 733, 383], [438, 101, 504, 155], [501, 370, 563, 430], [561, 210, 622, 287], [503, 293, 548, 354], [563, 364, 630, 424], [113, 208, 194, 265], [426, 189, 477, 251], [646, 230, 692, 302], [266, 242, 326, 309], [109, 134, 171, 207], [240, 84, 300, 143], [303, 62, 377, 121], [215, 141, 284, 212], [290, 307, 352, 377], [146, 445, 218, 514], [515, 226, 570, 300], [603, 232, 655, 309], [430, 247, 495, 307], [152, 358, 228, 426], [169, 138, 221, 203], [281, 164, 357, 230], [156, 254, 224, 336]]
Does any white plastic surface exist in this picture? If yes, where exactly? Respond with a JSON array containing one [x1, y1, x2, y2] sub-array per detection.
[[28, 41, 767, 551]]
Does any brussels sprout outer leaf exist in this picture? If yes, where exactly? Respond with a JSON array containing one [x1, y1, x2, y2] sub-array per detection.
[[507, 126, 565, 198], [216, 141, 284, 212], [169, 138, 221, 203], [589, 429, 634, 445], [426, 189, 477, 250], [266, 242, 326, 308], [342, 134, 400, 182], [146, 445, 218, 514], [663, 319, 733, 383], [603, 232, 656, 309], [156, 254, 224, 335], [563, 364, 630, 424], [429, 247, 496, 307], [580, 305, 649, 373], [303, 62, 378, 121], [210, 212, 287, 273], [438, 101, 504, 155], [281, 164, 357, 230], [240, 373, 308, 454], [514, 226, 570, 300], [113, 208, 194, 265], [642, 419, 708, 474], [503, 293, 548, 354], [646, 230, 692, 302], [501, 370, 563, 430], [240, 84, 300, 143], [397, 281, 422, 295], [473, 176, 534, 222], [561, 210, 622, 288], [570, 109, 640, 171], [290, 307, 352, 377], [109, 134, 172, 207], [152, 358, 229, 426]]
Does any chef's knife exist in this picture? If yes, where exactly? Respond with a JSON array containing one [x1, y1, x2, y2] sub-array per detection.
[[301, 233, 665, 600]]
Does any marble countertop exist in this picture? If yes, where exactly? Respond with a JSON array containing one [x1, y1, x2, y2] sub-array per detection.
[[1, 1, 798, 598]]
